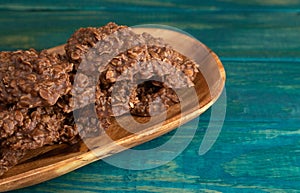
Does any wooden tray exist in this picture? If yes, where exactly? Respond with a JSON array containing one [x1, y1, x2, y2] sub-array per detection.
[[0, 27, 225, 192]]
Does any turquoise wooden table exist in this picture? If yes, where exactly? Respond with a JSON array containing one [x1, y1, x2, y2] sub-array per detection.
[[1, 0, 300, 192]]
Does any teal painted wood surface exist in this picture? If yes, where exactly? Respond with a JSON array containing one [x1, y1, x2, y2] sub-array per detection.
[[0, 0, 299, 192]]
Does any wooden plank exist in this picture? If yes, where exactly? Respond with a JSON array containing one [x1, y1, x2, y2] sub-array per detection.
[[9, 120, 300, 192], [224, 61, 300, 121], [0, 10, 300, 58], [1, 0, 300, 11], [0, 0, 299, 192]]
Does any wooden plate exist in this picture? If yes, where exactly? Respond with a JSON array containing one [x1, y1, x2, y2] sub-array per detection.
[[0, 27, 225, 192]]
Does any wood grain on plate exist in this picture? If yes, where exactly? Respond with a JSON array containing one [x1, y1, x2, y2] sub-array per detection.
[[0, 27, 225, 192]]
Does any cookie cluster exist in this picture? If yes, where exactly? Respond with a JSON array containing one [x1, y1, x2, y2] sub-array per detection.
[[0, 22, 199, 176]]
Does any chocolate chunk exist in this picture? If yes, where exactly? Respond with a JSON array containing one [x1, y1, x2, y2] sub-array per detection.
[[65, 22, 127, 64], [73, 103, 109, 139], [1, 106, 77, 150], [0, 106, 27, 139], [66, 23, 198, 127], [63, 22, 167, 112], [0, 50, 73, 108], [100, 44, 198, 87], [95, 44, 199, 120], [0, 148, 25, 176], [0, 105, 78, 176], [129, 81, 180, 116]]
